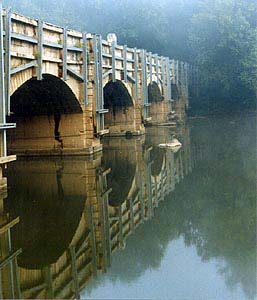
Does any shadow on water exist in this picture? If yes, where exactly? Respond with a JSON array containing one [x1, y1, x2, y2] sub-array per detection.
[[102, 138, 137, 207], [0, 115, 256, 299], [4, 158, 87, 269]]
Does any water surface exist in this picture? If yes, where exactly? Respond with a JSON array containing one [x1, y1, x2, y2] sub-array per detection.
[[2, 115, 256, 300]]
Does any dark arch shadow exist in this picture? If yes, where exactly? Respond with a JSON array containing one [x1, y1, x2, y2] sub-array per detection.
[[171, 83, 180, 101], [103, 149, 136, 207], [10, 74, 82, 116], [104, 80, 133, 112], [148, 82, 163, 103], [150, 146, 165, 176], [4, 159, 85, 269]]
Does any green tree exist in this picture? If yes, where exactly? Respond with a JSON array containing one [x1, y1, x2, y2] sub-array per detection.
[[188, 0, 257, 113]]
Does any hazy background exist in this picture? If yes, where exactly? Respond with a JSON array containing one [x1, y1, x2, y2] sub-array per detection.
[[2, 0, 257, 114]]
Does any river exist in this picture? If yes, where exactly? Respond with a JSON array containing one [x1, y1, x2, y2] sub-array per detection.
[[1, 114, 256, 300]]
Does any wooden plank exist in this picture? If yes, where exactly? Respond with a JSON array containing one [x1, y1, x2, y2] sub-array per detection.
[[5, 8, 11, 115], [146, 152, 153, 219], [67, 46, 83, 52], [37, 20, 43, 80], [0, 3, 7, 157], [0, 123, 16, 129], [67, 67, 84, 81], [149, 52, 152, 84], [44, 266, 54, 299], [0, 249, 22, 269], [13, 256, 21, 299], [103, 69, 112, 79], [82, 32, 88, 105], [127, 74, 135, 84], [118, 205, 124, 247], [89, 205, 97, 277], [111, 41, 116, 82], [103, 192, 111, 267], [129, 198, 134, 232], [43, 41, 63, 49], [134, 48, 138, 102], [10, 60, 37, 75], [11, 32, 37, 44], [62, 27, 67, 81], [70, 246, 79, 299], [0, 216, 19, 234], [123, 45, 127, 82], [0, 272, 3, 299]]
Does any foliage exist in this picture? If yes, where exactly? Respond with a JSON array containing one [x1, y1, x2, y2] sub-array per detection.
[[188, 0, 257, 113]]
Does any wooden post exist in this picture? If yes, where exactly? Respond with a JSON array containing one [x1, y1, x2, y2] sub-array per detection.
[[4, 8, 11, 115], [89, 205, 97, 277], [44, 266, 54, 299], [37, 20, 43, 81], [0, 4, 7, 157], [62, 27, 67, 81], [83, 32, 88, 105], [134, 48, 138, 102], [70, 246, 80, 299]]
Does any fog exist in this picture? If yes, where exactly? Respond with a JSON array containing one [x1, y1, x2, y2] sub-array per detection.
[[3, 0, 256, 114]]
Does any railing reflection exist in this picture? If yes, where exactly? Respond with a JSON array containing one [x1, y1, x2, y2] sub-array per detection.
[[0, 124, 205, 299]]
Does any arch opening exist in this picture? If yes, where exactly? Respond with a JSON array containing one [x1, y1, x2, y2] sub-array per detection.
[[148, 82, 166, 124], [103, 80, 137, 135], [10, 74, 82, 116], [104, 80, 133, 111], [148, 82, 163, 103], [171, 83, 180, 101], [7, 74, 86, 155]]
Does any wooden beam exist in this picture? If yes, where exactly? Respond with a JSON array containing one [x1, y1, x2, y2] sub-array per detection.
[[0, 216, 19, 234], [0, 249, 22, 269], [10, 60, 37, 75], [111, 41, 116, 82], [62, 27, 68, 81], [5, 8, 11, 115], [37, 20, 43, 80], [134, 48, 138, 102], [123, 45, 127, 82], [82, 32, 88, 105], [0, 123, 16, 129], [67, 67, 84, 82], [11, 32, 37, 44]]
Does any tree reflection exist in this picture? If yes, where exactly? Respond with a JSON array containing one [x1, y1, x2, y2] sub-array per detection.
[[88, 116, 256, 299]]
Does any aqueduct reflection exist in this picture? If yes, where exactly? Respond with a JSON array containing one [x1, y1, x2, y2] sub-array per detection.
[[1, 123, 251, 299]]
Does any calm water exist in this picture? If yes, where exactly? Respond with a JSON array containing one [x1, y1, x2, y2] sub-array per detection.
[[2, 115, 256, 300]]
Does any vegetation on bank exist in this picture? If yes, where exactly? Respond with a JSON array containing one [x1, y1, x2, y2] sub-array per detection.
[[2, 0, 257, 114]]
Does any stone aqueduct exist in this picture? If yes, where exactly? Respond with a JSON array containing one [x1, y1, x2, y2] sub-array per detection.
[[0, 6, 190, 190]]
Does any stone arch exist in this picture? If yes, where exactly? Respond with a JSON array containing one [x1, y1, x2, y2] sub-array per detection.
[[171, 83, 181, 101], [10, 74, 82, 116], [104, 80, 134, 110], [172, 81, 187, 121], [7, 74, 87, 155], [10, 69, 34, 97], [147, 81, 167, 124], [148, 81, 163, 103], [103, 80, 142, 136]]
